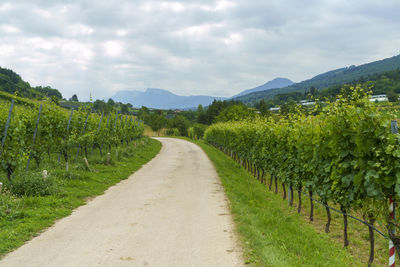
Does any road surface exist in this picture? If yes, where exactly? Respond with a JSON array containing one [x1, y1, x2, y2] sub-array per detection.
[[1, 138, 243, 267]]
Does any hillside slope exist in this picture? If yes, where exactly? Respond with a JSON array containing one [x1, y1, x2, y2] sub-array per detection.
[[0, 67, 62, 99], [232, 78, 293, 98], [234, 54, 400, 103]]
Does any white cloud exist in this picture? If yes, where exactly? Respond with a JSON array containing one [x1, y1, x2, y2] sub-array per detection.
[[0, 44, 15, 57], [141, 1, 185, 13], [200, 0, 237, 12], [116, 29, 128, 37], [66, 24, 94, 36], [103, 41, 124, 57], [0, 3, 13, 12], [0, 24, 20, 33], [223, 33, 242, 45], [60, 40, 94, 69], [27, 37, 55, 50], [160, 2, 185, 12], [0, 0, 399, 100], [172, 23, 224, 39]]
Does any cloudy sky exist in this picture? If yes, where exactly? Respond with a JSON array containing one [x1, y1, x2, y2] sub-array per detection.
[[0, 0, 399, 100]]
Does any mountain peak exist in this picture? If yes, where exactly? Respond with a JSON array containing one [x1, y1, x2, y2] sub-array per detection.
[[145, 88, 174, 94]]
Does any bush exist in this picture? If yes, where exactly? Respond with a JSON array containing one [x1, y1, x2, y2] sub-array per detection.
[[168, 115, 190, 136], [188, 127, 195, 139], [166, 128, 179, 136], [7, 171, 58, 197], [193, 123, 207, 139]]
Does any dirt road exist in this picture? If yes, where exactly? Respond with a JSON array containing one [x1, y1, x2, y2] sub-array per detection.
[[1, 138, 243, 267]]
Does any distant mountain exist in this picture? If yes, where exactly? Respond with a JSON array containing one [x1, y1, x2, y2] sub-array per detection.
[[112, 88, 227, 109], [232, 78, 294, 98], [234, 54, 400, 103]]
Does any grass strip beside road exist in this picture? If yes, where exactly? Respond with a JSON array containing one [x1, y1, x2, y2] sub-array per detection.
[[0, 138, 161, 258], [185, 138, 362, 266]]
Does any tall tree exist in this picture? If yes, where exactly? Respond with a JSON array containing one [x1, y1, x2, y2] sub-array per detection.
[[70, 94, 79, 102], [258, 99, 270, 116], [107, 98, 115, 106], [387, 90, 398, 102]]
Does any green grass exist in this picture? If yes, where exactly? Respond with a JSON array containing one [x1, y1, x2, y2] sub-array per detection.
[[183, 138, 363, 266], [0, 138, 161, 258]]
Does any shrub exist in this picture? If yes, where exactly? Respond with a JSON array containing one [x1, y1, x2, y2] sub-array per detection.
[[166, 128, 179, 136], [7, 171, 58, 197], [193, 123, 208, 139]]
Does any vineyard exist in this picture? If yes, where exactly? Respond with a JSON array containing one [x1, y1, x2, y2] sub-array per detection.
[[0, 99, 144, 182], [204, 86, 400, 265], [0, 97, 160, 258]]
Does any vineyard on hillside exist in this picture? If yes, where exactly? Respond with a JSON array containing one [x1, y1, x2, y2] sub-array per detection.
[[0, 98, 144, 182], [204, 86, 400, 265]]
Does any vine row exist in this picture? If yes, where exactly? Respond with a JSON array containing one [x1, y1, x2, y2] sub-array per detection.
[[0, 99, 144, 181], [204, 86, 400, 265]]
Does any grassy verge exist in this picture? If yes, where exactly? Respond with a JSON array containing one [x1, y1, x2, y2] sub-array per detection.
[[0, 138, 161, 258], [182, 137, 363, 266]]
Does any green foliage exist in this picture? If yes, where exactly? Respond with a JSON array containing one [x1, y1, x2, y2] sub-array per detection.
[[257, 99, 271, 116], [107, 98, 115, 106], [189, 138, 362, 266], [0, 100, 144, 180], [188, 123, 208, 139], [4, 171, 58, 197], [0, 138, 161, 258], [168, 115, 190, 136], [205, 86, 399, 225], [215, 104, 254, 122], [70, 94, 79, 102], [387, 90, 398, 102], [34, 86, 62, 99], [145, 113, 167, 133], [0, 67, 62, 100], [93, 99, 112, 114], [193, 123, 207, 139], [166, 128, 179, 136], [197, 100, 248, 125]]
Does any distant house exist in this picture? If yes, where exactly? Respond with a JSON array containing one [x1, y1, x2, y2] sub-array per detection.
[[299, 100, 316, 106], [270, 107, 280, 111], [369, 94, 388, 102]]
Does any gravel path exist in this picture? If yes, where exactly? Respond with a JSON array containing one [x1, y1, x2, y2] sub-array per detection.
[[1, 138, 243, 267]]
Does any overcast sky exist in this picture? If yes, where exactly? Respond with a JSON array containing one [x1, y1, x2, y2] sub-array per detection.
[[0, 0, 399, 100]]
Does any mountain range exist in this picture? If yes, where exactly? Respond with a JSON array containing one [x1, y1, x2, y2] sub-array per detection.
[[112, 78, 293, 109], [112, 88, 227, 109]]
